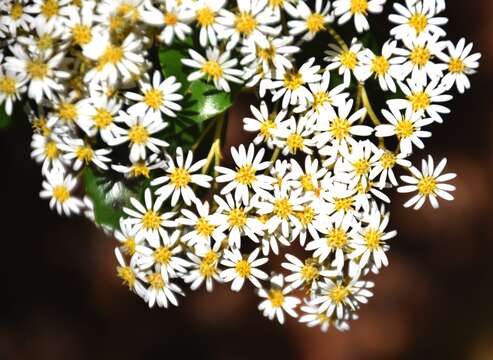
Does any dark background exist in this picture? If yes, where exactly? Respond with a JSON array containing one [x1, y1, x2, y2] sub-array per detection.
[[2, 2, 493, 359]]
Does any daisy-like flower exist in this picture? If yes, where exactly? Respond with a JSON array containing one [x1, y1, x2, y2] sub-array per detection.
[[77, 95, 122, 143], [306, 216, 358, 271], [220, 248, 268, 292], [216, 0, 279, 51], [333, 0, 386, 33], [274, 115, 315, 156], [83, 32, 144, 85], [257, 274, 301, 324], [281, 254, 321, 290], [359, 40, 405, 92], [136, 229, 190, 282], [389, 79, 452, 123], [2, 1, 34, 37], [142, 270, 184, 308], [290, 156, 328, 197], [389, 0, 447, 40], [284, 0, 333, 41], [182, 48, 243, 92], [25, 0, 71, 30], [369, 149, 411, 187], [123, 188, 176, 247], [114, 248, 147, 299], [212, 193, 265, 248], [192, 0, 226, 47], [112, 153, 164, 179], [110, 111, 168, 162], [126, 71, 183, 120], [147, 1, 194, 45], [313, 98, 371, 152], [261, 57, 321, 109], [349, 206, 396, 269], [215, 144, 273, 204], [58, 137, 112, 171], [311, 276, 374, 319], [40, 168, 84, 216], [393, 34, 447, 87], [63, 1, 95, 47], [5, 45, 68, 104], [299, 301, 354, 332], [184, 241, 223, 292], [325, 38, 366, 86], [398, 155, 456, 209], [0, 62, 27, 114], [437, 38, 481, 94], [31, 133, 66, 175], [151, 147, 212, 206], [179, 200, 226, 247], [114, 218, 141, 257], [375, 103, 433, 155], [243, 101, 287, 148]]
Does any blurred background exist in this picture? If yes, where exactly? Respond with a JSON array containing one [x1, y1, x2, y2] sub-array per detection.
[[2, 1, 493, 359]]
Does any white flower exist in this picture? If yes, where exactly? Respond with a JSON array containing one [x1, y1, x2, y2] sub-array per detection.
[[114, 218, 141, 257], [284, 0, 333, 41], [182, 48, 243, 92], [192, 0, 226, 47], [375, 103, 432, 155], [0, 63, 26, 115], [215, 144, 273, 205], [59, 138, 111, 172], [2, 1, 34, 37], [151, 147, 212, 206], [258, 274, 301, 324], [281, 254, 321, 290], [114, 247, 147, 299], [299, 301, 354, 332], [111, 154, 164, 179], [243, 101, 287, 148], [184, 241, 223, 292], [25, 0, 71, 30], [369, 149, 411, 187], [63, 1, 95, 47], [212, 193, 265, 248], [126, 71, 183, 120], [333, 0, 386, 33], [110, 111, 168, 162], [325, 38, 367, 86], [389, 0, 447, 40], [437, 38, 481, 94], [151, 1, 194, 45], [274, 115, 315, 156], [40, 168, 84, 216], [142, 270, 184, 308], [30, 133, 66, 175], [220, 248, 268, 291], [261, 57, 322, 109], [123, 188, 176, 247], [359, 40, 406, 92], [389, 78, 452, 123], [77, 95, 122, 143], [398, 155, 456, 209]]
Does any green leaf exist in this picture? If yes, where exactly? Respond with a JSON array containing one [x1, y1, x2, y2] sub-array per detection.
[[0, 104, 13, 129], [84, 167, 149, 231]]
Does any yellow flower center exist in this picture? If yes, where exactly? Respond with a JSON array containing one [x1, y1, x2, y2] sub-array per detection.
[[170, 167, 191, 188], [283, 70, 304, 90], [117, 3, 139, 22], [350, 0, 368, 14], [340, 50, 358, 69], [300, 174, 315, 192], [44, 141, 59, 159], [98, 45, 124, 69], [408, 13, 428, 33], [268, 0, 285, 6], [306, 13, 325, 33], [202, 60, 223, 79], [142, 210, 161, 230], [117, 266, 135, 289], [196, 7, 215, 26], [408, 91, 430, 111], [0, 76, 16, 95], [417, 176, 437, 195], [329, 284, 350, 304], [122, 237, 136, 255], [235, 12, 257, 35], [235, 259, 251, 277], [258, 45, 276, 61], [235, 164, 256, 185], [297, 206, 315, 227], [395, 119, 415, 139], [26, 60, 48, 79], [410, 46, 431, 67], [228, 208, 247, 229], [58, 103, 78, 122], [300, 259, 319, 282], [448, 58, 465, 74], [353, 158, 371, 176], [330, 117, 351, 140], [128, 124, 149, 145], [37, 34, 53, 50], [364, 229, 382, 250], [147, 272, 165, 289], [53, 185, 70, 203], [33, 118, 51, 137], [259, 120, 276, 138], [75, 145, 93, 163], [286, 133, 304, 154], [154, 246, 172, 265], [41, 0, 59, 19], [131, 163, 150, 178], [164, 12, 178, 25], [268, 289, 285, 308], [71, 24, 92, 45], [199, 260, 217, 277], [334, 197, 354, 212], [273, 198, 292, 219], [312, 91, 331, 110], [371, 56, 390, 76], [93, 108, 113, 129], [196, 217, 215, 237], [327, 228, 348, 249], [380, 151, 396, 169], [11, 3, 23, 20]]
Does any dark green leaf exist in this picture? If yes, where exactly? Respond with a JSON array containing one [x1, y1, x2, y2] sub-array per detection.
[[0, 104, 13, 129], [84, 167, 150, 231]]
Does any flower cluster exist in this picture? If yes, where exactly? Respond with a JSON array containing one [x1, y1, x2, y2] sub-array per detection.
[[0, 0, 479, 331]]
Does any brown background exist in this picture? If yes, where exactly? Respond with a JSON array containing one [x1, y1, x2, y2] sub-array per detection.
[[2, 1, 493, 359]]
